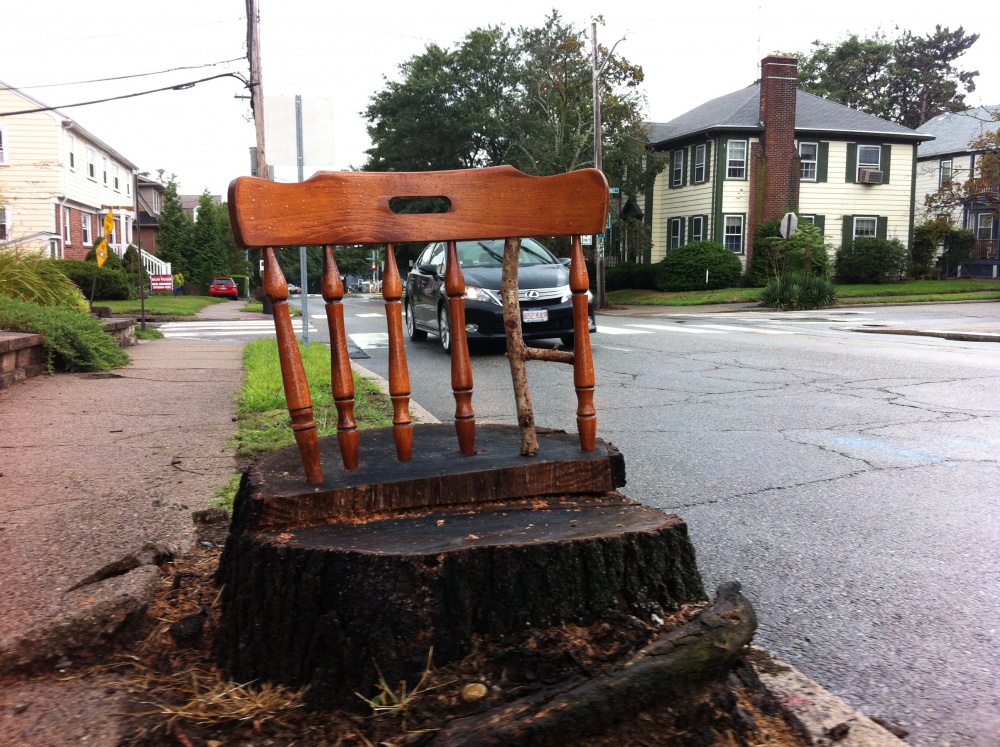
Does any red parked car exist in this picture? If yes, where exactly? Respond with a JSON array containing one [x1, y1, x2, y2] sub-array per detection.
[[208, 276, 239, 300]]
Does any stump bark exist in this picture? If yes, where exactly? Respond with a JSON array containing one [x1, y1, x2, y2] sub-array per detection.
[[217, 425, 707, 707]]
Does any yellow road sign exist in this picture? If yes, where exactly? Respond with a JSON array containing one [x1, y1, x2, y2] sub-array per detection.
[[103, 209, 115, 238], [95, 238, 108, 267]]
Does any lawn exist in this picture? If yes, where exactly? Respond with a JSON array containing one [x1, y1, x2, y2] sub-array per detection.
[[608, 278, 1000, 307], [102, 295, 227, 316]]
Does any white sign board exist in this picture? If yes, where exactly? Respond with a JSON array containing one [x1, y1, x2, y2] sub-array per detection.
[[780, 212, 799, 239]]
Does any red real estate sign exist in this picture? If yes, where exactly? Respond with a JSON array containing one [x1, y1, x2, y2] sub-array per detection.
[[151, 274, 173, 291]]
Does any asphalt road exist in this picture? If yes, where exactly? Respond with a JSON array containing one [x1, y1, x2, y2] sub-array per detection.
[[165, 297, 1000, 747]]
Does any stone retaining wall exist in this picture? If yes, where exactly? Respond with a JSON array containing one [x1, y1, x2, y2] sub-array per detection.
[[0, 318, 136, 390]]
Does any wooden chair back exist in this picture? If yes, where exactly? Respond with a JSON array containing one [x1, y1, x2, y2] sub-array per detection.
[[228, 165, 609, 484]]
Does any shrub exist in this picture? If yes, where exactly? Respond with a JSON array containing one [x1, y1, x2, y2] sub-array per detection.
[[605, 262, 658, 291], [835, 237, 909, 284], [0, 248, 89, 311], [59, 260, 132, 301], [912, 222, 945, 279], [941, 228, 977, 275], [759, 273, 837, 310], [0, 296, 130, 372], [655, 241, 742, 291], [747, 222, 831, 287], [230, 274, 250, 298]]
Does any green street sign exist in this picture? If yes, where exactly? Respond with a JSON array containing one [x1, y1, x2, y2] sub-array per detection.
[[609, 187, 620, 194]]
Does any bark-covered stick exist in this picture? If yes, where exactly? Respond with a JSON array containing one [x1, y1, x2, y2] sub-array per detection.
[[501, 237, 538, 456]]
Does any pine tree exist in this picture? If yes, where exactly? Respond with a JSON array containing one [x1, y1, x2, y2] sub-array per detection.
[[190, 191, 227, 288], [157, 180, 193, 278]]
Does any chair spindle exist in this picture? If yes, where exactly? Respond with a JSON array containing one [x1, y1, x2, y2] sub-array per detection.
[[264, 247, 324, 483], [444, 240, 476, 455], [570, 236, 597, 451], [321, 246, 360, 471], [381, 244, 413, 461]]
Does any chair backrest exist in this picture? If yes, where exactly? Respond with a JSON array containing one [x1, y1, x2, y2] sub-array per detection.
[[229, 165, 609, 484]]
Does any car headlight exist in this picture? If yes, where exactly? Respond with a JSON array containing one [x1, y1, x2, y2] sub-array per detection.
[[464, 286, 501, 304]]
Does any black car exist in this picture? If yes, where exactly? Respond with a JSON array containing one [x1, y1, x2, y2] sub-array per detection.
[[403, 238, 596, 352]]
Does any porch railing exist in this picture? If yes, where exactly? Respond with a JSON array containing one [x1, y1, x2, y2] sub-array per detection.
[[109, 243, 172, 276], [975, 240, 998, 260]]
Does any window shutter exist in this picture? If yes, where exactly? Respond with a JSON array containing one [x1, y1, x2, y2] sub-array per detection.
[[845, 144, 857, 183], [876, 216, 888, 240], [704, 142, 712, 183], [814, 215, 826, 235], [679, 218, 686, 246], [681, 148, 688, 187], [690, 146, 697, 184], [880, 144, 891, 184], [817, 142, 829, 182], [702, 214, 709, 239], [668, 153, 675, 189], [842, 216, 853, 247]]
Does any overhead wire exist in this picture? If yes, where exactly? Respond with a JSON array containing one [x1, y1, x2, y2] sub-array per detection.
[[0, 73, 251, 118], [3, 57, 246, 92]]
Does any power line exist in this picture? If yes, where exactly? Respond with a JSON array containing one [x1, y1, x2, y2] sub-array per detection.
[[3, 57, 246, 91], [0, 73, 250, 118]]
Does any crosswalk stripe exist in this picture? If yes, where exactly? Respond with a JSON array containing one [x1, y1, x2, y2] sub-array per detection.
[[626, 323, 725, 335], [595, 325, 652, 335], [692, 323, 795, 335], [349, 332, 389, 348]]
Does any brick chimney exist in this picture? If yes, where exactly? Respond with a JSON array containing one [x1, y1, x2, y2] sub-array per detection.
[[747, 54, 801, 259]]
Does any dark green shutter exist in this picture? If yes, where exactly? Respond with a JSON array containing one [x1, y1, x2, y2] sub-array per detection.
[[880, 144, 891, 184], [817, 142, 829, 182], [876, 216, 888, 239], [842, 215, 854, 247], [679, 218, 686, 245], [845, 144, 857, 183], [703, 142, 712, 183], [814, 215, 826, 234], [702, 214, 709, 240], [668, 153, 675, 189], [681, 148, 688, 187], [690, 146, 697, 184]]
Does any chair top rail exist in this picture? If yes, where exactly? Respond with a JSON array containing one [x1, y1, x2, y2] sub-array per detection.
[[228, 165, 609, 248]]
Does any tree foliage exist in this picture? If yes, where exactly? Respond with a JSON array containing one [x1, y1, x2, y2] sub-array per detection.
[[798, 26, 979, 128], [157, 179, 193, 279], [363, 13, 662, 262], [190, 191, 229, 289], [923, 109, 1000, 224]]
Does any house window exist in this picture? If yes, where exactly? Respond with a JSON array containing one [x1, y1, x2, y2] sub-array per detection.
[[853, 216, 878, 238], [82, 213, 92, 245], [671, 149, 685, 187], [668, 218, 684, 249], [799, 215, 815, 225], [799, 142, 818, 181], [113, 164, 120, 191], [63, 207, 71, 243], [724, 215, 744, 253], [0, 207, 8, 241], [693, 144, 706, 183], [68, 136, 76, 170], [857, 145, 880, 181], [0, 128, 7, 165], [690, 215, 704, 243], [727, 140, 747, 179], [87, 148, 96, 179], [977, 213, 994, 241], [102, 156, 108, 184], [939, 159, 953, 188]]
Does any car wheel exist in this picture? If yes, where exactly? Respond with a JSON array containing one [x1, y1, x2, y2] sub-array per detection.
[[406, 300, 427, 341], [559, 333, 575, 348], [438, 304, 452, 353]]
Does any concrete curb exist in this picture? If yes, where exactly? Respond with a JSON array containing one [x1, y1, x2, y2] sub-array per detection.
[[350, 360, 441, 425], [851, 327, 1000, 343], [750, 648, 906, 746]]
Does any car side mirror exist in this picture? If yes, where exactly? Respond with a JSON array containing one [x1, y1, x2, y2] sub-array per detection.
[[559, 257, 572, 266], [417, 263, 438, 275]]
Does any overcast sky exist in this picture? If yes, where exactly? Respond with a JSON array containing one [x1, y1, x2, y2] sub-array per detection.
[[4, 1, 997, 198]]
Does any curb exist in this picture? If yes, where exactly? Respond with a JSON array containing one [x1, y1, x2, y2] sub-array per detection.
[[750, 648, 906, 746], [350, 360, 441, 425], [851, 327, 1000, 343]]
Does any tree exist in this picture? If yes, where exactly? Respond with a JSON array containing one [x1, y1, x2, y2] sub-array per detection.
[[190, 192, 228, 289], [363, 14, 660, 261], [799, 26, 979, 128], [157, 179, 193, 279]]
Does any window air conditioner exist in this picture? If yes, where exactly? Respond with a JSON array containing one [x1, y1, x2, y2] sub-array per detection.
[[859, 169, 884, 184]]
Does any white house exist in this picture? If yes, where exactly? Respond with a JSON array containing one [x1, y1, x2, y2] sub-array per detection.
[[644, 55, 932, 266]]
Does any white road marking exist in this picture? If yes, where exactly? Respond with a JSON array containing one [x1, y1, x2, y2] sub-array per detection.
[[356, 313, 385, 318], [349, 332, 390, 349], [595, 325, 653, 335], [626, 323, 725, 334], [692, 323, 795, 335]]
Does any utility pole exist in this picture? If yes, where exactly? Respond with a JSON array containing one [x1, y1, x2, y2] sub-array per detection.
[[246, 0, 273, 316], [592, 21, 606, 311], [295, 94, 309, 343]]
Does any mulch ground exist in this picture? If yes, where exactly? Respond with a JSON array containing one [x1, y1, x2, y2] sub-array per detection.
[[11, 516, 813, 747]]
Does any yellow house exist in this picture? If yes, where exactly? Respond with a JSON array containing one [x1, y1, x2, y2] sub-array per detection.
[[0, 80, 139, 260], [645, 56, 933, 267]]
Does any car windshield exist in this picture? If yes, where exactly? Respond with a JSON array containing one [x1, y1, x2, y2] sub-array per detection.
[[456, 239, 558, 269]]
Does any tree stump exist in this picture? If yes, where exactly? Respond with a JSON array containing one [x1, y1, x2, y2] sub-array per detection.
[[217, 424, 706, 707]]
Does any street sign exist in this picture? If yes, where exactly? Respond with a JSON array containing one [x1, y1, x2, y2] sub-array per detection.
[[779, 212, 799, 239], [609, 187, 620, 194], [94, 238, 108, 267], [103, 209, 115, 238]]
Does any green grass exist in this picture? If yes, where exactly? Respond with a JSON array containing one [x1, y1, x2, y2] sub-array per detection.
[[134, 327, 165, 340], [608, 279, 1000, 307], [102, 295, 226, 316], [242, 300, 301, 316]]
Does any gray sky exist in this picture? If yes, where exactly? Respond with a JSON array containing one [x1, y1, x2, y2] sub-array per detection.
[[4, 1, 997, 197]]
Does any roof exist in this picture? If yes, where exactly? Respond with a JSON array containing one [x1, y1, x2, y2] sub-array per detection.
[[645, 85, 930, 147], [916, 106, 1000, 158], [0, 78, 138, 170]]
